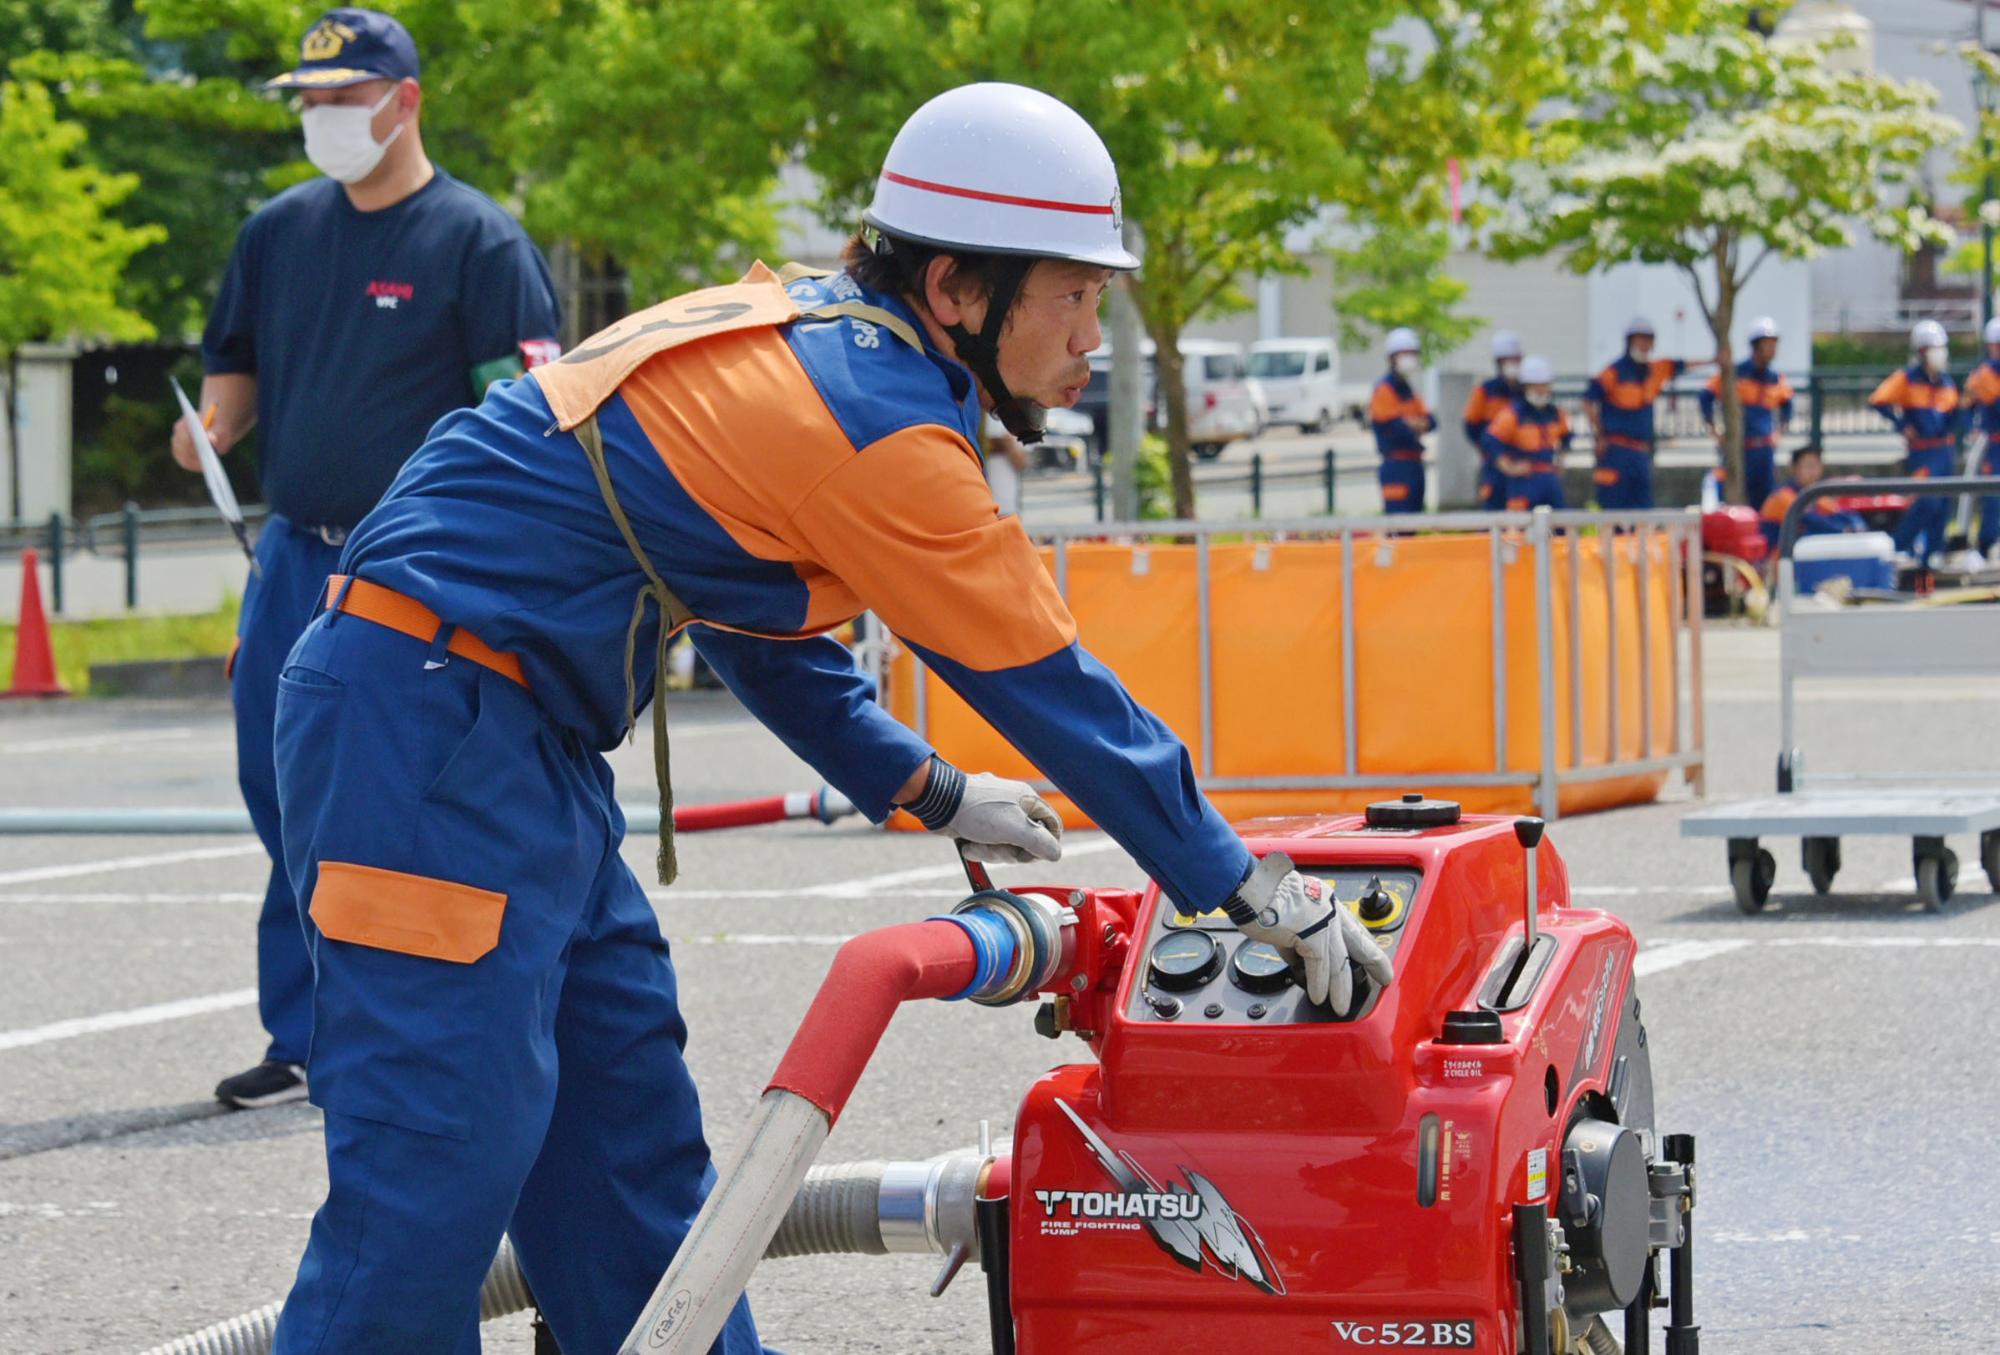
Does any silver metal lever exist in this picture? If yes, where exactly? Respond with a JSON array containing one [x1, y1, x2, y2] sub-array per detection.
[[1514, 817, 1546, 949]]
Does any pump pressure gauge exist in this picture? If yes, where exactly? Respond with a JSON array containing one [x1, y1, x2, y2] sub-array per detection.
[[1147, 930, 1222, 992], [1229, 940, 1294, 994]]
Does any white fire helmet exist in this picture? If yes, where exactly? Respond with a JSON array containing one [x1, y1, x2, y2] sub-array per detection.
[[1385, 327, 1421, 357], [1747, 316, 1779, 343], [1520, 355, 1555, 385], [1492, 330, 1523, 360], [1983, 317, 2000, 346], [1625, 316, 1656, 339], [1911, 319, 1948, 351], [863, 83, 1139, 271]]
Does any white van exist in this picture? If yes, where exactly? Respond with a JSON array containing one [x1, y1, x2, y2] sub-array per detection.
[[1179, 339, 1265, 459], [1248, 338, 1341, 433]]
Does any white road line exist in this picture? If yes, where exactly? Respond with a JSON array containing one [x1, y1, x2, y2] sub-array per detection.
[[0, 988, 256, 1052], [0, 887, 968, 906], [800, 838, 1124, 898], [677, 933, 854, 946], [1572, 885, 1731, 897], [0, 844, 264, 887], [1632, 939, 1751, 977], [0, 892, 265, 905], [0, 727, 197, 755]]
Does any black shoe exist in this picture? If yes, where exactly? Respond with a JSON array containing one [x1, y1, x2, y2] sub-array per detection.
[[215, 1059, 308, 1109]]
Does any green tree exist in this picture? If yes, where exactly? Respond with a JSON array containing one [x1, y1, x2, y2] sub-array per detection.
[[0, 78, 163, 506], [1329, 227, 1480, 364], [1490, 1, 1959, 504], [135, 0, 805, 298], [783, 0, 1699, 517]]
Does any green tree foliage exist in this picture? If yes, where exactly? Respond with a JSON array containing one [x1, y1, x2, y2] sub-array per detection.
[[1490, 1, 1959, 504], [0, 80, 162, 356], [0, 77, 164, 504], [135, 0, 804, 297], [782, 0, 1701, 517], [1329, 227, 1479, 364]]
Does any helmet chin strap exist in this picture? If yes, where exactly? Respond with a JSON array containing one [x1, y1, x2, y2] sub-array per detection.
[[942, 256, 1045, 444]]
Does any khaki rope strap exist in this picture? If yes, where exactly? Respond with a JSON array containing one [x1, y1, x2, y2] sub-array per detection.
[[574, 414, 697, 885]]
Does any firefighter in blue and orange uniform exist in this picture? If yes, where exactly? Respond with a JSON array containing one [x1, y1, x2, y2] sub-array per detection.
[[1372, 327, 1435, 513], [259, 83, 1393, 1354], [1960, 316, 2000, 560], [1583, 316, 1709, 510], [1758, 444, 1864, 550], [1871, 319, 1960, 563], [1699, 316, 1793, 509], [1485, 355, 1570, 511], [1461, 330, 1523, 507]]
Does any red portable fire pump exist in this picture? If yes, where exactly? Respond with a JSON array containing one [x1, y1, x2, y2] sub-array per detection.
[[626, 795, 1700, 1355]]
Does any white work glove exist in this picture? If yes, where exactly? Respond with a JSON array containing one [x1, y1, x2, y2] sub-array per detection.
[[903, 757, 1063, 864], [1227, 851, 1393, 1011]]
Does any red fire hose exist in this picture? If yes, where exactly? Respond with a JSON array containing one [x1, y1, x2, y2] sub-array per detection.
[[672, 786, 855, 832]]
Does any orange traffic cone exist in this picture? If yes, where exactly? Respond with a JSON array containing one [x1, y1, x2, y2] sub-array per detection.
[[3, 548, 69, 698]]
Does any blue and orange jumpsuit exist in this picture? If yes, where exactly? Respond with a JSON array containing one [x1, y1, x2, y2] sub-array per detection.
[[1483, 396, 1571, 512], [1461, 375, 1519, 507], [1869, 363, 1959, 559], [1758, 480, 1865, 551], [1699, 359, 1793, 509], [266, 265, 1256, 1353], [1961, 358, 2000, 553], [1371, 371, 1435, 514], [1584, 356, 1684, 510]]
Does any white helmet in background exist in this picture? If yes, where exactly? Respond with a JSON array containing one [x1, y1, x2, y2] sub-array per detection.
[[1385, 327, 1421, 357], [1982, 317, 2000, 346], [1625, 316, 1656, 339], [863, 83, 1137, 271], [1747, 316, 1779, 342], [1911, 319, 1948, 350], [1492, 330, 1523, 360], [1520, 355, 1555, 385]]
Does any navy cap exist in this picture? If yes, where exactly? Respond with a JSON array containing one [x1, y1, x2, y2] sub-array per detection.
[[266, 8, 419, 90]]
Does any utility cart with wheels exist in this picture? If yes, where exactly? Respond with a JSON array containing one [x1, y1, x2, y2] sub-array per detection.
[[1682, 476, 2000, 914]]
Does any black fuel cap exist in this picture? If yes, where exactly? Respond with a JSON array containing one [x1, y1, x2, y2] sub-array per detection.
[[1365, 792, 1462, 829], [1439, 1010, 1504, 1045]]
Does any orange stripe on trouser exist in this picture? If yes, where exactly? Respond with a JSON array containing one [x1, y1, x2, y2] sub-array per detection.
[[325, 575, 528, 688]]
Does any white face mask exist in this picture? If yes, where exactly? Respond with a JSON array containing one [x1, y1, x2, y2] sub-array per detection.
[[1497, 359, 1521, 381], [302, 86, 403, 184], [1922, 345, 1948, 373], [1392, 353, 1421, 378], [1525, 389, 1552, 408]]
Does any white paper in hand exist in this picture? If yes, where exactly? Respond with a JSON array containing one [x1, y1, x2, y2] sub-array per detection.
[[172, 378, 260, 575]]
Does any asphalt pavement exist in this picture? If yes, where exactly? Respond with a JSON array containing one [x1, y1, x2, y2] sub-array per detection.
[[2, 625, 1997, 1352]]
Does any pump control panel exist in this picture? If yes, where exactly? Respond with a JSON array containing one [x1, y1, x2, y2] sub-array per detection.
[[1128, 866, 1422, 1025]]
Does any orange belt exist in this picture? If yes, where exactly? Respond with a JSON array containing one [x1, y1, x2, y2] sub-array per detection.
[[326, 575, 528, 688]]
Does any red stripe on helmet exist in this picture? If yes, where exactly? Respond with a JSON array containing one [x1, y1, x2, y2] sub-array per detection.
[[882, 170, 1114, 216]]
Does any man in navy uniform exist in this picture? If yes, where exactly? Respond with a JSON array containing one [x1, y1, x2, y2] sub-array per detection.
[[170, 7, 563, 1110]]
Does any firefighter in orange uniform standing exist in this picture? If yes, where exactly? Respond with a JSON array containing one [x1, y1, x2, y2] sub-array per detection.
[[1699, 316, 1793, 509], [1371, 327, 1435, 514], [1583, 316, 1709, 510], [1462, 330, 1523, 507], [1960, 316, 2000, 560], [1871, 319, 1960, 564], [1485, 356, 1570, 511]]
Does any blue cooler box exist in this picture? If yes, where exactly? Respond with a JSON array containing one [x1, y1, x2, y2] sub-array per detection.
[[1793, 531, 1895, 592]]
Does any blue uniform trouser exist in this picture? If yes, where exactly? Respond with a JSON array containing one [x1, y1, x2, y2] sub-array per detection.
[[1741, 444, 1776, 513], [1593, 445, 1653, 510], [270, 609, 763, 1355], [1505, 471, 1566, 512], [1978, 442, 1999, 553], [1476, 456, 1507, 509], [1891, 446, 1956, 559], [1379, 456, 1426, 514], [234, 517, 344, 1064]]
